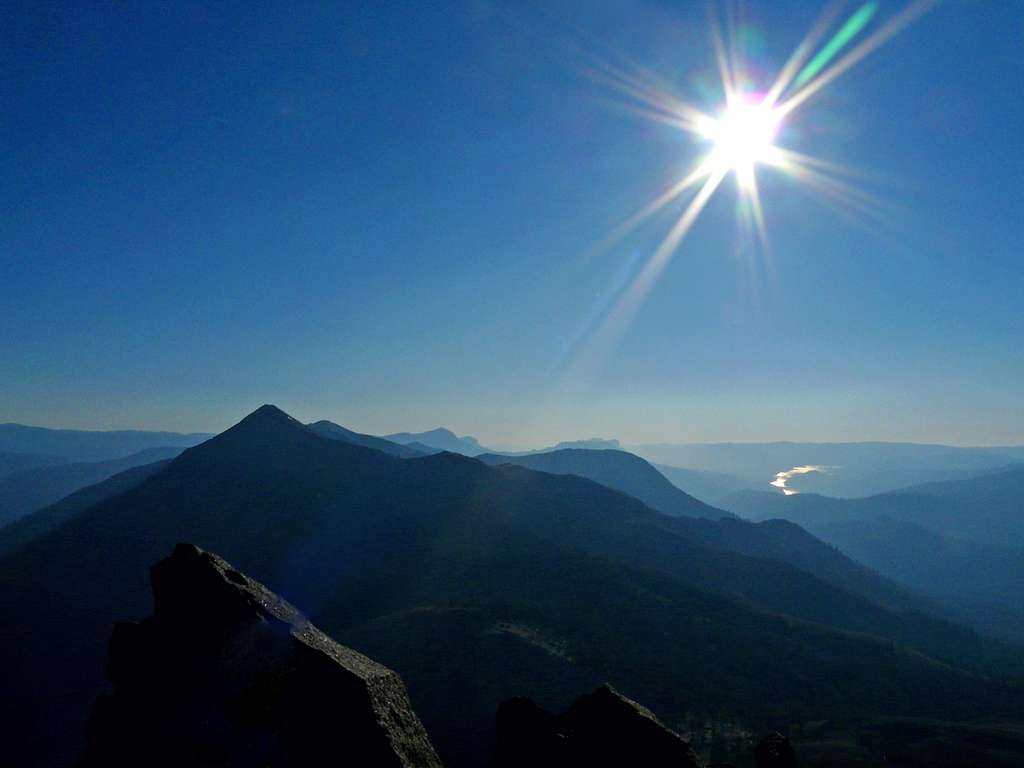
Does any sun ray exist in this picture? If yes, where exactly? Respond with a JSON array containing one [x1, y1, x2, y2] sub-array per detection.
[[591, 159, 717, 257], [567, 169, 728, 380], [793, 2, 879, 89], [744, 170, 770, 254], [764, 1, 845, 107], [709, 5, 737, 100], [777, 0, 937, 119], [559, 1, 934, 381], [782, 159, 891, 223], [580, 49, 712, 132], [773, 147, 884, 183]]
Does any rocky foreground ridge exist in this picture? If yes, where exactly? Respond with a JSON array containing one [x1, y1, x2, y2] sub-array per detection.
[[79, 543, 798, 767], [78, 543, 443, 767]]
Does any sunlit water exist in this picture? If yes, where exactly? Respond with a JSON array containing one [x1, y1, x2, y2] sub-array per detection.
[[770, 465, 827, 495]]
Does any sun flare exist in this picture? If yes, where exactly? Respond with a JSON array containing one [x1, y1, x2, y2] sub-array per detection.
[[699, 97, 783, 187], [561, 1, 936, 382]]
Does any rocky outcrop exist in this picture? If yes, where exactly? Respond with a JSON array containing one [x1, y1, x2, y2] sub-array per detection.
[[78, 541, 804, 768], [78, 542, 443, 768], [494, 683, 702, 767]]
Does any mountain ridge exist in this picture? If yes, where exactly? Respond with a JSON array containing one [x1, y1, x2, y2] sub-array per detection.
[[0, 422, 211, 462], [1, 405, 1020, 767]]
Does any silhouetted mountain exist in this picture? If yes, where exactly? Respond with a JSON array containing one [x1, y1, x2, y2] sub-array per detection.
[[385, 427, 490, 456], [723, 466, 1024, 547], [497, 438, 623, 457], [0, 459, 172, 558], [476, 449, 918, 611], [629, 441, 1017, 498], [476, 448, 724, 519], [666, 514, 926, 614], [802, 517, 1024, 640], [0, 422, 211, 462], [0, 405, 1020, 768], [720, 470, 1024, 641], [308, 420, 424, 458], [0, 450, 67, 480], [550, 438, 621, 451], [79, 543, 442, 768], [0, 447, 184, 528], [494, 684, 701, 768], [654, 463, 757, 504], [406, 441, 442, 454], [993, 446, 1024, 461]]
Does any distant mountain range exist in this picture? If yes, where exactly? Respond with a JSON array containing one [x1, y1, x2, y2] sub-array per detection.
[[720, 467, 1024, 641], [0, 447, 185, 528], [384, 427, 491, 456], [2, 405, 1017, 767], [629, 440, 1023, 498], [308, 420, 424, 458], [0, 458, 174, 559], [476, 449, 725, 520], [500, 438, 624, 456], [652, 463, 758, 504], [722, 466, 1024, 546], [0, 422, 211, 462], [0, 450, 67, 480]]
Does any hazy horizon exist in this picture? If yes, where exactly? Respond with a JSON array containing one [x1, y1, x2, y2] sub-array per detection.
[[4, 1, 1023, 448], [3, 402, 1023, 454], [5, 4, 1024, 766]]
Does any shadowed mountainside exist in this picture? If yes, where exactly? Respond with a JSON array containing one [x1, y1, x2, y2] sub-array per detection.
[[720, 472, 1024, 641], [722, 467, 1024, 546], [0, 422, 211, 462], [476, 448, 923, 612], [308, 420, 425, 458], [0, 450, 67, 480], [476, 448, 725, 520], [385, 428, 490, 456], [0, 459, 173, 559], [0, 406, 1020, 767], [79, 542, 442, 768], [0, 447, 184, 528], [654, 462, 759, 504], [630, 441, 1018, 498]]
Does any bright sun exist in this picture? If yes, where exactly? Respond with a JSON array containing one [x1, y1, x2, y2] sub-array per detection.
[[700, 97, 783, 186], [561, 1, 936, 380]]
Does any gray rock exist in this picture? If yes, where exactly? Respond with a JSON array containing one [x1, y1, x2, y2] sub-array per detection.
[[79, 542, 443, 767]]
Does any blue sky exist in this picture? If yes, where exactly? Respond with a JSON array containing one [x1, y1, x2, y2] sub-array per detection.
[[2, 1, 1022, 447]]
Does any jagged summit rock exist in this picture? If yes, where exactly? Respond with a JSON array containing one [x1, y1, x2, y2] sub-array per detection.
[[78, 542, 443, 768], [494, 683, 702, 767]]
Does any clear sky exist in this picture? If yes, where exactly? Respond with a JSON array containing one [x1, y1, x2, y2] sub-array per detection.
[[2, 1, 1022, 448]]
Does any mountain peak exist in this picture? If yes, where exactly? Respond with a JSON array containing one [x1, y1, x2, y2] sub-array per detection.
[[207, 405, 311, 447], [423, 427, 478, 445], [384, 427, 488, 455], [231, 404, 307, 431], [246, 403, 297, 422]]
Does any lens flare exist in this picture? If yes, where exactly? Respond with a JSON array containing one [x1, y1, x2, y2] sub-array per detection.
[[559, 1, 934, 383], [700, 95, 783, 186]]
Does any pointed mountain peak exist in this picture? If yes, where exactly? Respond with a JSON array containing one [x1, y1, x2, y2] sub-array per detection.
[[223, 405, 308, 436], [247, 403, 294, 420], [242, 404, 301, 424]]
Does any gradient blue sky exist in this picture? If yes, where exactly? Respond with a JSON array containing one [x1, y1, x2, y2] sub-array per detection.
[[2, 1, 1022, 447]]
